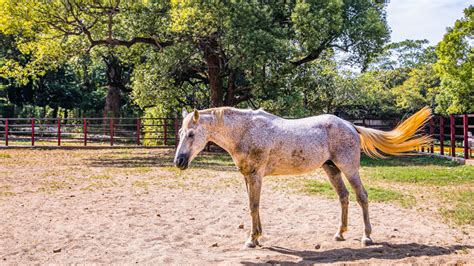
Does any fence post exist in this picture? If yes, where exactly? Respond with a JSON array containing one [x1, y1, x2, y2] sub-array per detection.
[[57, 118, 61, 146], [463, 114, 469, 159], [83, 118, 87, 146], [5, 118, 8, 146], [439, 116, 444, 155], [429, 117, 434, 153], [136, 118, 141, 146], [450, 115, 455, 157], [31, 118, 35, 146], [421, 123, 425, 152], [163, 118, 168, 146], [110, 118, 114, 146]]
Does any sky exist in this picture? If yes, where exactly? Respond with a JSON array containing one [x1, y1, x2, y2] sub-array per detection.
[[386, 0, 471, 45]]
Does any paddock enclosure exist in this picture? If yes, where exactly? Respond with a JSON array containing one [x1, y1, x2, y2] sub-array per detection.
[[0, 148, 473, 264]]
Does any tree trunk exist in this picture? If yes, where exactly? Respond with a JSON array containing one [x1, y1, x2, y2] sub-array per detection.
[[64, 109, 68, 124], [52, 106, 58, 118], [103, 55, 123, 118], [104, 86, 121, 118], [200, 34, 224, 107], [224, 70, 236, 106]]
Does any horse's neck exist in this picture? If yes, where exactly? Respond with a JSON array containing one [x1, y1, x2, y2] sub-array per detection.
[[205, 110, 251, 153]]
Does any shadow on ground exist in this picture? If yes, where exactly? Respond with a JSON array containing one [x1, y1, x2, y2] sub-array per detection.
[[83, 150, 236, 171], [241, 243, 472, 265]]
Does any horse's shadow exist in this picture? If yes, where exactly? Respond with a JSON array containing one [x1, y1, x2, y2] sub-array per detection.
[[241, 242, 472, 265]]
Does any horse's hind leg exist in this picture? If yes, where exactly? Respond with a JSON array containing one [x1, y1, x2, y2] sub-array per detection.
[[322, 161, 349, 241], [344, 170, 373, 246]]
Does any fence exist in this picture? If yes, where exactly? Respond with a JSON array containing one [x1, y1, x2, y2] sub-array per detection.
[[0, 115, 472, 160], [0, 117, 178, 147], [422, 114, 473, 160]]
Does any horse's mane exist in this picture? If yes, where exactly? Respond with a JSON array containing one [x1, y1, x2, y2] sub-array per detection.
[[198, 107, 269, 125], [198, 107, 233, 125]]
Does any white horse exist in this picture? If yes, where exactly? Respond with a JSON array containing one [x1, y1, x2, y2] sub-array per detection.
[[174, 107, 431, 248]]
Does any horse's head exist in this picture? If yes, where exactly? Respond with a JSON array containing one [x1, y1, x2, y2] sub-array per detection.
[[174, 108, 209, 170]]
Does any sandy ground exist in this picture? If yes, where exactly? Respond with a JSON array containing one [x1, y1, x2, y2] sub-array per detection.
[[0, 148, 473, 264]]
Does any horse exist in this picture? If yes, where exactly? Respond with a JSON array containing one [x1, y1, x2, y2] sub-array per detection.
[[173, 107, 431, 248]]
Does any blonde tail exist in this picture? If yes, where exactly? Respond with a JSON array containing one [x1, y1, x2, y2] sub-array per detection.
[[354, 107, 433, 158]]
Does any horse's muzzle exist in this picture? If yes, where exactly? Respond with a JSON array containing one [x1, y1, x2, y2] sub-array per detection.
[[175, 154, 189, 170]]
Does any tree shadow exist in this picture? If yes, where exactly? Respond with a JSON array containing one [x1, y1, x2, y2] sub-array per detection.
[[241, 242, 472, 265], [83, 150, 236, 171]]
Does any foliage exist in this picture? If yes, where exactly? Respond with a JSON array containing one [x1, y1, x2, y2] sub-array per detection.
[[434, 6, 473, 114], [0, 1, 471, 119], [392, 65, 440, 112], [369, 39, 437, 70]]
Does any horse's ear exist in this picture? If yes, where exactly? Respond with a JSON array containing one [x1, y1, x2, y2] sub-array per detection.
[[192, 109, 200, 123], [182, 108, 188, 118]]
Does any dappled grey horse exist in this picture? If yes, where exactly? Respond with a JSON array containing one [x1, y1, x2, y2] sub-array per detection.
[[174, 107, 431, 248]]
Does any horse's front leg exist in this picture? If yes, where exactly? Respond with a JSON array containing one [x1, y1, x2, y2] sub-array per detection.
[[244, 173, 263, 248]]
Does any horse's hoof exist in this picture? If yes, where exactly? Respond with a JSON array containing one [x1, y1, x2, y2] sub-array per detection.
[[243, 239, 259, 248], [333, 234, 345, 241], [243, 242, 256, 249], [361, 237, 373, 246]]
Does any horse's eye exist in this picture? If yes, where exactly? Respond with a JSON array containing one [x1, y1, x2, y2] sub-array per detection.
[[188, 132, 194, 138]]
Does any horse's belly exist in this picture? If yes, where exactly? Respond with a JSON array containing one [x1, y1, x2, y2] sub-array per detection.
[[266, 164, 321, 176], [264, 146, 329, 176]]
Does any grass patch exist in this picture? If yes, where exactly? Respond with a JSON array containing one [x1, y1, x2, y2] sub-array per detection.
[[0, 153, 11, 158], [194, 153, 234, 166], [303, 180, 416, 207], [38, 181, 69, 192], [81, 180, 118, 191], [360, 155, 461, 167], [132, 167, 152, 174], [132, 180, 151, 188], [89, 174, 112, 180], [361, 155, 473, 186], [366, 186, 416, 207], [304, 180, 336, 198], [441, 191, 474, 225], [0, 191, 16, 196]]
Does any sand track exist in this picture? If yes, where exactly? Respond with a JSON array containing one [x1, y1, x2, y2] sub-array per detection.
[[0, 149, 472, 264]]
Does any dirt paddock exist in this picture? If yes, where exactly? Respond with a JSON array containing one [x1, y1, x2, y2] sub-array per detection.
[[0, 148, 472, 264]]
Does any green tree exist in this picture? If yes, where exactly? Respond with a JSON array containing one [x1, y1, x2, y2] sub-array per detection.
[[369, 39, 437, 70], [0, 0, 171, 117], [434, 6, 473, 114], [134, 0, 389, 111], [258, 53, 359, 117], [392, 65, 440, 112], [1, 0, 390, 116]]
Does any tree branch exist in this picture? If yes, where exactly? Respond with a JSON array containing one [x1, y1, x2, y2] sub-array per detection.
[[290, 37, 336, 66]]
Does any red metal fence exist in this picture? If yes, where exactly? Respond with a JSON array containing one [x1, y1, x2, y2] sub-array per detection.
[[423, 114, 473, 160], [0, 115, 472, 160], [0, 117, 178, 147]]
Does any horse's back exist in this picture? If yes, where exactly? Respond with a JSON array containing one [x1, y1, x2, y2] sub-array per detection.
[[259, 114, 360, 176]]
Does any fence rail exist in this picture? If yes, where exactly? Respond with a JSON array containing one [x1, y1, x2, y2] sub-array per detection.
[[0, 117, 178, 147]]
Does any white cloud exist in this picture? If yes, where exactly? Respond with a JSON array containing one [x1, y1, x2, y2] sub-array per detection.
[[387, 0, 470, 44]]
